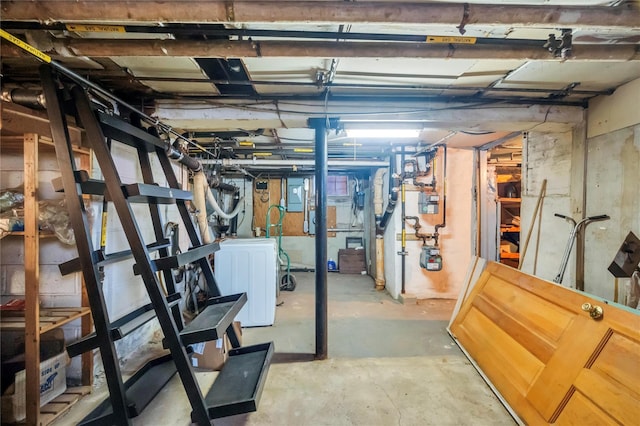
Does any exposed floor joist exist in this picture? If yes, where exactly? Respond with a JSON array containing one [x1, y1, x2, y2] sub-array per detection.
[[2, 1, 637, 29], [153, 100, 585, 132], [3, 39, 638, 62]]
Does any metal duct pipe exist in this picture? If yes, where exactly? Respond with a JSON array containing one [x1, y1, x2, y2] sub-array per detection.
[[1, 89, 46, 109], [229, 189, 241, 236], [377, 153, 400, 234], [205, 158, 388, 167], [165, 142, 202, 172], [209, 174, 237, 193]]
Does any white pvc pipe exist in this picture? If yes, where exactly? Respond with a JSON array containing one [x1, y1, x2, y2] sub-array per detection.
[[204, 185, 244, 220]]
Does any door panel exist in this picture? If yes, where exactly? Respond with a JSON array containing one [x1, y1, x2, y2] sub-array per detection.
[[565, 330, 640, 425], [450, 262, 640, 424], [554, 392, 617, 426]]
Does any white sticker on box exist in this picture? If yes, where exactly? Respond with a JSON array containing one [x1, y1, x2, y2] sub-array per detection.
[[192, 342, 206, 355], [192, 358, 198, 367], [216, 338, 223, 349]]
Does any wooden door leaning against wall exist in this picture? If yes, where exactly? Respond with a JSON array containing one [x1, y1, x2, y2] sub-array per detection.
[[449, 262, 640, 425]]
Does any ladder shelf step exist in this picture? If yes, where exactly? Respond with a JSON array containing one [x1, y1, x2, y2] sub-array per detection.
[[136, 242, 220, 274], [59, 239, 171, 276], [123, 183, 192, 204], [67, 295, 180, 357], [79, 354, 177, 425], [176, 293, 247, 347], [197, 342, 275, 420], [97, 111, 166, 153], [53, 170, 192, 203]]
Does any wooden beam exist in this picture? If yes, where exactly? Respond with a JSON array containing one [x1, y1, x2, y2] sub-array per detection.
[[154, 100, 585, 132], [2, 1, 637, 28], [1, 101, 83, 146], [24, 133, 41, 426], [4, 39, 638, 61]]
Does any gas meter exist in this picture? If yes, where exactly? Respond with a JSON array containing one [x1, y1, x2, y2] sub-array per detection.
[[420, 246, 443, 271], [419, 192, 440, 214]]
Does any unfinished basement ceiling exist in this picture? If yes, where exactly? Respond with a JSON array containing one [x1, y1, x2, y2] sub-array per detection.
[[1, 0, 638, 164]]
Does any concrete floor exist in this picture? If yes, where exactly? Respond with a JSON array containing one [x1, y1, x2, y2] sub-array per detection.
[[55, 273, 515, 425]]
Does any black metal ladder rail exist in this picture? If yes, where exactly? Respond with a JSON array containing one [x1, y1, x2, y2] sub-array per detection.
[[70, 84, 212, 425], [40, 66, 132, 426], [41, 64, 273, 426]]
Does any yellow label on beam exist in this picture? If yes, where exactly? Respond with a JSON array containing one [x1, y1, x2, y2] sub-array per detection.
[[426, 36, 477, 44], [0, 29, 51, 63], [66, 24, 126, 33]]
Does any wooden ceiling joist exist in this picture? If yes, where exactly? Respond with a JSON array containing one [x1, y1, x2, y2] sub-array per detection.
[[2, 1, 638, 29], [3, 39, 639, 61]]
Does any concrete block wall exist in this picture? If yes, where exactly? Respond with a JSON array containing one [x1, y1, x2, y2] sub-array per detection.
[[520, 130, 578, 284], [0, 148, 85, 379], [584, 124, 639, 300], [583, 78, 640, 301]]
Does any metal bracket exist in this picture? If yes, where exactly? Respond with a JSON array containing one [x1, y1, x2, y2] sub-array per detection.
[[457, 3, 470, 35], [544, 29, 573, 59]]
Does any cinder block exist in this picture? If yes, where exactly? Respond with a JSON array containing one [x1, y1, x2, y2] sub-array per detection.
[[398, 293, 418, 305], [40, 267, 80, 295]]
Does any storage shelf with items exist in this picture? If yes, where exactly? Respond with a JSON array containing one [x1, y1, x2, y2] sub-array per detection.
[[497, 184, 521, 268], [1, 106, 93, 426]]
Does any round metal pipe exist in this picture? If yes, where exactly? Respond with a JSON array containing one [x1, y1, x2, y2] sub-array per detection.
[[209, 158, 388, 167]]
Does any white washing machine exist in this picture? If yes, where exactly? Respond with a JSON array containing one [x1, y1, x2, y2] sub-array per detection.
[[214, 238, 277, 326]]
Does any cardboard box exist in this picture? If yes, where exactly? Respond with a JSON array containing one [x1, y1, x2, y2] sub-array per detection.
[[230, 321, 242, 346], [338, 248, 366, 274], [191, 338, 227, 371], [1, 351, 68, 423], [190, 321, 242, 371]]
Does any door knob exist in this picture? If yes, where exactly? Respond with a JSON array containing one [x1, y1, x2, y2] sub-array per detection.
[[581, 302, 604, 320]]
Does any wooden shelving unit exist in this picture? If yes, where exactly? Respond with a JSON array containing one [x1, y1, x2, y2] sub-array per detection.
[[497, 191, 521, 268], [0, 129, 93, 425]]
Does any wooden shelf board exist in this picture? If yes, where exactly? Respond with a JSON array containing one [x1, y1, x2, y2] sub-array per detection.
[[498, 197, 521, 203], [39, 386, 92, 426], [0, 136, 88, 155], [500, 252, 520, 259], [0, 307, 91, 333], [6, 231, 58, 238], [500, 227, 521, 233]]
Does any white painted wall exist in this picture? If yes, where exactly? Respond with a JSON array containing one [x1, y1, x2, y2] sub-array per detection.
[[385, 148, 474, 299], [90, 143, 188, 376], [582, 79, 640, 300], [587, 78, 640, 139], [583, 124, 639, 300], [519, 130, 578, 284]]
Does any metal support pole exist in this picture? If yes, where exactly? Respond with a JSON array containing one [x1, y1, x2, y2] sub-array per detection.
[[309, 117, 338, 360], [400, 149, 406, 294]]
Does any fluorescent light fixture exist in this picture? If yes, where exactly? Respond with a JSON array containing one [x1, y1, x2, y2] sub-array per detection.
[[294, 148, 314, 153], [253, 152, 272, 157], [345, 129, 421, 138], [238, 141, 254, 147]]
